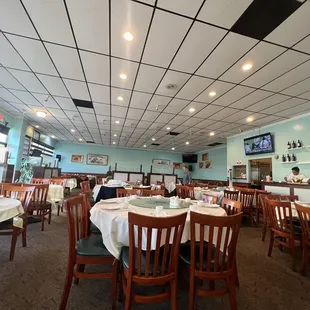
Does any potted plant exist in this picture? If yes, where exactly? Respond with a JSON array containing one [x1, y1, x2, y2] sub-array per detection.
[[19, 158, 34, 183]]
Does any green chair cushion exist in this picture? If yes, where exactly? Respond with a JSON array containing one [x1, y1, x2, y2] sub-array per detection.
[[76, 234, 112, 257], [90, 222, 101, 234]]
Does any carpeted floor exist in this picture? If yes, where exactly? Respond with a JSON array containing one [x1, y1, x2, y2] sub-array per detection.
[[1, 198, 310, 309]]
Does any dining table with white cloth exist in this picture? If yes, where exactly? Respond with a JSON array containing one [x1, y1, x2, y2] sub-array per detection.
[[65, 178, 77, 190], [90, 197, 227, 259], [92, 184, 102, 200], [47, 184, 64, 208], [0, 198, 24, 228], [194, 187, 224, 204], [165, 182, 176, 193]]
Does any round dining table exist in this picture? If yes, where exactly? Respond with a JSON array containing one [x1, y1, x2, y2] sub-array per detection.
[[47, 184, 64, 208], [65, 178, 77, 190], [0, 198, 24, 228], [90, 197, 227, 259]]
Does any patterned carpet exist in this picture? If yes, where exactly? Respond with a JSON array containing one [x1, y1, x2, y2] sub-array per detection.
[[1, 203, 310, 309]]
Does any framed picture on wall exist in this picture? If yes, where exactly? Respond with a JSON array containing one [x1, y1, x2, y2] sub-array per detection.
[[173, 162, 182, 169], [202, 153, 209, 161], [152, 159, 170, 165], [71, 154, 84, 163], [199, 160, 212, 169], [87, 154, 108, 166]]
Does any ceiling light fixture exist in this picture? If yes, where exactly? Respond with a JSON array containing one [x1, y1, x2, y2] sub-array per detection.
[[172, 147, 175, 150], [119, 73, 127, 80], [117, 96, 124, 101], [113, 142, 116, 145], [166, 127, 171, 130], [209, 91, 216, 97], [152, 138, 156, 141], [114, 134, 117, 137], [115, 120, 120, 124], [123, 32, 134, 41], [143, 145, 147, 148], [189, 108, 195, 112], [185, 141, 189, 145], [51, 135, 55, 138], [242, 63, 253, 71], [79, 138, 82, 141], [210, 132, 215, 136], [71, 129, 75, 132], [246, 116, 254, 122], [36, 111, 46, 118], [35, 125, 39, 128]]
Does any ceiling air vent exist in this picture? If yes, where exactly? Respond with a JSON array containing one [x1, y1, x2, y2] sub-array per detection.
[[207, 142, 224, 147], [73, 99, 94, 109], [166, 84, 178, 90], [167, 132, 180, 136], [151, 143, 160, 146], [87, 140, 95, 144]]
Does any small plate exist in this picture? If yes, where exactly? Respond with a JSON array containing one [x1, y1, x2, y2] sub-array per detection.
[[99, 205, 120, 210], [100, 198, 118, 203]]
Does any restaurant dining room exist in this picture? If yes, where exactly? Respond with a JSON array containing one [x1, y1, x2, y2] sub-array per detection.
[[2, 0, 310, 309]]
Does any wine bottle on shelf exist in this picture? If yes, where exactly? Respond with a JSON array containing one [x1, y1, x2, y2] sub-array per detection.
[[297, 139, 302, 148], [287, 141, 291, 149], [282, 154, 286, 162], [287, 154, 291, 162], [292, 141, 296, 148], [292, 153, 296, 162]]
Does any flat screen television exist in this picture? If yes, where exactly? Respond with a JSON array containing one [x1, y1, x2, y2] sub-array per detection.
[[182, 153, 198, 163], [244, 132, 274, 155]]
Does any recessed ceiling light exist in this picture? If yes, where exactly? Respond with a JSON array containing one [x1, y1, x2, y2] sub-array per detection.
[[119, 73, 127, 80], [114, 134, 117, 137], [123, 32, 134, 41], [71, 129, 75, 132], [51, 135, 55, 138], [185, 141, 189, 145], [113, 142, 116, 145], [209, 91, 216, 97], [79, 138, 82, 141], [35, 125, 39, 128], [189, 108, 195, 112], [210, 132, 215, 136], [172, 147, 175, 150], [246, 116, 254, 122], [117, 96, 124, 101], [115, 120, 120, 124], [36, 111, 46, 118], [242, 63, 253, 71], [152, 138, 156, 141], [143, 145, 147, 147], [166, 127, 171, 130]]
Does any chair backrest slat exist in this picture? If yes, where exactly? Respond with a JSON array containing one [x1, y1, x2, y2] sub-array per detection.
[[1, 184, 35, 210], [80, 181, 91, 194], [117, 189, 143, 197], [221, 197, 242, 215], [223, 190, 239, 201], [31, 178, 50, 184], [141, 189, 165, 197], [239, 189, 255, 209], [203, 193, 218, 204]]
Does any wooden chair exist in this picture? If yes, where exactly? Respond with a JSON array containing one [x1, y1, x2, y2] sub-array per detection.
[[50, 178, 67, 216], [295, 203, 310, 276], [25, 184, 52, 231], [80, 180, 91, 194], [176, 185, 185, 199], [238, 189, 255, 225], [31, 178, 50, 184], [279, 195, 299, 202], [0, 184, 35, 260], [120, 212, 187, 310], [221, 197, 242, 215], [265, 199, 302, 271], [59, 194, 118, 310], [96, 176, 104, 185], [117, 189, 143, 198], [254, 190, 271, 225], [224, 189, 239, 201], [183, 186, 196, 200], [180, 212, 243, 310], [141, 189, 165, 197], [202, 193, 218, 204]]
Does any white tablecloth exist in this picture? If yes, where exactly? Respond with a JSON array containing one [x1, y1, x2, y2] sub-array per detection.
[[0, 198, 24, 228], [65, 178, 77, 190], [165, 182, 176, 193], [47, 184, 64, 208], [194, 188, 224, 204], [90, 197, 227, 259], [93, 185, 102, 200]]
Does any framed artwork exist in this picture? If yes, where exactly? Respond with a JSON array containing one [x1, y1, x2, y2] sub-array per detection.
[[152, 159, 170, 165], [202, 153, 209, 161], [173, 162, 182, 169], [71, 154, 84, 163], [87, 154, 108, 166], [199, 160, 212, 169]]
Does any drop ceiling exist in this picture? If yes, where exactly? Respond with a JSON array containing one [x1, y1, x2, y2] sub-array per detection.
[[0, 0, 310, 152]]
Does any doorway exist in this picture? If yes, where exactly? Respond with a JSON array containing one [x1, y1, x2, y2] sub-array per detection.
[[249, 158, 272, 186]]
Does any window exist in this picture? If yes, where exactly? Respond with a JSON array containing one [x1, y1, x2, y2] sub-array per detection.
[[0, 133, 8, 146]]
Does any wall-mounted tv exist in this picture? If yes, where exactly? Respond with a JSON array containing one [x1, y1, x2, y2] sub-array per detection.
[[244, 133, 274, 155], [182, 153, 198, 163]]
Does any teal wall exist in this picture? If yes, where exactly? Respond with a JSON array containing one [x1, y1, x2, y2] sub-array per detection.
[[192, 147, 227, 180], [55, 142, 184, 177], [227, 114, 310, 182]]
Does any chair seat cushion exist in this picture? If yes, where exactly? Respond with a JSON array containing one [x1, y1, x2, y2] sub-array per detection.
[[179, 243, 226, 271], [76, 234, 112, 257], [90, 222, 101, 234], [121, 246, 170, 275]]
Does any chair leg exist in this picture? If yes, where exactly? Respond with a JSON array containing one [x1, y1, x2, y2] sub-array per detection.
[[291, 243, 297, 272], [111, 260, 118, 310], [57, 204, 60, 216], [262, 222, 267, 242], [59, 261, 75, 310], [48, 208, 52, 224], [228, 276, 237, 310], [41, 211, 45, 231], [22, 226, 27, 247], [268, 231, 274, 257], [124, 279, 132, 310], [74, 264, 85, 284], [234, 259, 240, 287], [188, 273, 195, 310], [170, 279, 178, 310], [256, 210, 260, 226], [118, 267, 124, 303], [9, 227, 19, 261], [301, 244, 308, 276]]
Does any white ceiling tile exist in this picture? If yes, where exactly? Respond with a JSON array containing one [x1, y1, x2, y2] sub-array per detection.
[[22, 0, 75, 47], [298, 90, 310, 100], [179, 102, 206, 116], [194, 105, 223, 118], [66, 0, 109, 54], [9, 89, 41, 106], [81, 112, 97, 122], [142, 10, 191, 67], [88, 83, 109, 104], [156, 113, 175, 124], [221, 41, 285, 84], [171, 22, 227, 73], [156, 71, 191, 97], [111, 0, 153, 61], [94, 105, 110, 116], [198, 0, 253, 29], [37, 74, 70, 97], [169, 115, 190, 125], [126, 108, 144, 120], [111, 88, 132, 107], [246, 94, 290, 112], [53, 97, 76, 111], [80, 51, 109, 85], [63, 79, 90, 101], [45, 43, 84, 80], [137, 120, 152, 129], [141, 110, 160, 122], [135, 64, 165, 93], [158, 0, 204, 17], [250, 115, 285, 127], [111, 105, 128, 118], [276, 101, 310, 118], [294, 35, 310, 54], [8, 69, 48, 93], [209, 107, 239, 121], [163, 98, 189, 114], [0, 0, 38, 38], [176, 76, 214, 100], [222, 110, 253, 123], [265, 1, 310, 47], [242, 50, 310, 88], [281, 77, 310, 97], [148, 95, 171, 112], [196, 32, 257, 79], [182, 117, 204, 127], [0, 88, 22, 103], [111, 58, 139, 89], [262, 98, 306, 115], [0, 67, 25, 90], [229, 90, 271, 110], [130, 91, 152, 109]]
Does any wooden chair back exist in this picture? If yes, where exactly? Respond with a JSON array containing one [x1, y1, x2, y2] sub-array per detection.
[[64, 194, 88, 257], [80, 181, 91, 194], [295, 203, 310, 246], [117, 189, 143, 197], [184, 186, 195, 199], [31, 178, 50, 184], [221, 197, 242, 215], [176, 185, 185, 198], [141, 189, 165, 197], [279, 195, 299, 202], [28, 183, 49, 204], [203, 193, 218, 204], [96, 176, 103, 185], [238, 189, 255, 210], [128, 212, 187, 278], [223, 190, 239, 201], [1, 184, 35, 210], [50, 178, 66, 187], [189, 211, 243, 273]]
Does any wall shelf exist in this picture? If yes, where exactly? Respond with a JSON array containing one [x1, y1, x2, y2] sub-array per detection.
[[287, 146, 310, 151], [297, 162, 310, 165], [281, 161, 298, 164]]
